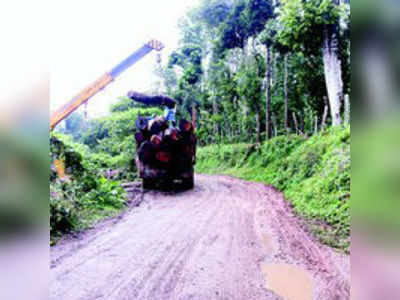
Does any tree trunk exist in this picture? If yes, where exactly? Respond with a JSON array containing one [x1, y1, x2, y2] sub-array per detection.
[[233, 96, 239, 138], [322, 23, 344, 126], [292, 112, 299, 134], [321, 103, 329, 130], [344, 94, 350, 125], [255, 108, 261, 144], [265, 45, 272, 140], [284, 54, 289, 134], [299, 114, 305, 136], [314, 116, 318, 134], [213, 95, 218, 139], [274, 53, 279, 100], [241, 101, 248, 138], [272, 114, 278, 137]]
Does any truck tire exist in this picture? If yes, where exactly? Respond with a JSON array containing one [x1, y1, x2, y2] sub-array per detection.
[[181, 176, 194, 190], [142, 178, 156, 190]]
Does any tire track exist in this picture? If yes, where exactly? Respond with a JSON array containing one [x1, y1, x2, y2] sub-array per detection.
[[51, 174, 349, 300]]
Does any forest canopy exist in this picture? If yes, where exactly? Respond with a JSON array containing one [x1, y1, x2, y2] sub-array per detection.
[[155, 0, 350, 145]]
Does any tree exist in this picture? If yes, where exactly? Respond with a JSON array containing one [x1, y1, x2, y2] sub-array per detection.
[[236, 54, 265, 143], [273, 41, 290, 133], [259, 19, 276, 139], [321, 0, 344, 125], [64, 112, 84, 140], [219, 1, 249, 50], [278, 0, 348, 126]]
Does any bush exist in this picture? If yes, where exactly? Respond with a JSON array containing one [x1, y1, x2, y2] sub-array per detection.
[[80, 178, 126, 209], [50, 134, 127, 243], [50, 183, 78, 236]]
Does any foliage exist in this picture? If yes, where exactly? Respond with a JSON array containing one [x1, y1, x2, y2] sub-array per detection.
[[220, 1, 249, 50], [81, 108, 159, 150], [154, 0, 350, 145], [196, 126, 350, 251], [110, 96, 144, 113], [246, 0, 274, 37], [50, 134, 127, 244], [193, 0, 232, 28], [278, 0, 342, 53]]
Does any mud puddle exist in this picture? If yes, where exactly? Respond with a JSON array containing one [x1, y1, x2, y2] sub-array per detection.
[[261, 263, 313, 300]]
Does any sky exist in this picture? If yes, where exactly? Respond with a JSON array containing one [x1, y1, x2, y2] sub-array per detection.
[[50, 0, 200, 117]]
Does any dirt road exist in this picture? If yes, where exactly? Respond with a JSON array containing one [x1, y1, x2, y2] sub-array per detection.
[[51, 174, 350, 300]]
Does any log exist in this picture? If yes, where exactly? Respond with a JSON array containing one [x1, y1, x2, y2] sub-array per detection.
[[135, 116, 149, 131], [179, 119, 193, 133], [155, 151, 172, 163], [127, 91, 177, 108], [135, 132, 145, 148], [150, 134, 162, 148], [148, 116, 168, 135], [137, 141, 155, 165], [164, 128, 180, 143]]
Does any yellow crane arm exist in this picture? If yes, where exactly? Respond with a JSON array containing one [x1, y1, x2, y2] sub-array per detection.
[[50, 39, 164, 131]]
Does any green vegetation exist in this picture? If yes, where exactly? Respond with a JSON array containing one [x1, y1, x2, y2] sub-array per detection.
[[197, 126, 350, 251], [79, 107, 162, 179], [50, 134, 127, 244], [156, 0, 350, 144], [51, 106, 163, 244]]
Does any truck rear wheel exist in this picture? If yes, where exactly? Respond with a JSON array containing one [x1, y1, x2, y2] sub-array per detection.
[[181, 176, 194, 190], [142, 178, 156, 190]]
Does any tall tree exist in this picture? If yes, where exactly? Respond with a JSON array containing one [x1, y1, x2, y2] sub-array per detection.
[[321, 0, 343, 125], [247, 0, 274, 139], [259, 20, 276, 139], [278, 0, 348, 126], [265, 45, 272, 139], [274, 41, 290, 133], [236, 54, 265, 143]]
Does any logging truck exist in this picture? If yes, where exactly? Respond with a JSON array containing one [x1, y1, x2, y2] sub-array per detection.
[[127, 91, 196, 190]]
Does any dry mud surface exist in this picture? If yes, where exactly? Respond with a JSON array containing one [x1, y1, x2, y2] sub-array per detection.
[[51, 174, 350, 300]]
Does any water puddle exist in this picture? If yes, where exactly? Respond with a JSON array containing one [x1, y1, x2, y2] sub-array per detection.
[[261, 263, 313, 300]]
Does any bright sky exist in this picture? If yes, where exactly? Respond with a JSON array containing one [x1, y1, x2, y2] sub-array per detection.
[[50, 0, 200, 117]]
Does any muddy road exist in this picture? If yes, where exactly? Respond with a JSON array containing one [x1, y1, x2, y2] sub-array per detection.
[[51, 174, 350, 300]]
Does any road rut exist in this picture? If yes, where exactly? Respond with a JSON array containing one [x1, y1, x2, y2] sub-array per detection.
[[51, 174, 350, 300]]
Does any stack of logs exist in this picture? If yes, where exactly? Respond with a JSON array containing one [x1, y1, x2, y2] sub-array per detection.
[[135, 116, 196, 170]]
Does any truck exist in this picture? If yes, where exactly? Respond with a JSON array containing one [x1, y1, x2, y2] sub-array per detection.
[[127, 91, 196, 190]]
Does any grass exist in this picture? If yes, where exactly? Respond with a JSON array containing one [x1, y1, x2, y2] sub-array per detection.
[[196, 126, 350, 252], [50, 197, 126, 246]]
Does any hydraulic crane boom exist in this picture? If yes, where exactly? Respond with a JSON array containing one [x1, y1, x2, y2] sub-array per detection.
[[50, 39, 164, 131]]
